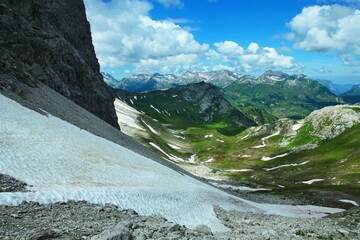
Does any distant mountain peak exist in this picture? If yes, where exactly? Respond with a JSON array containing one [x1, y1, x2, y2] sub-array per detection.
[[259, 70, 289, 81]]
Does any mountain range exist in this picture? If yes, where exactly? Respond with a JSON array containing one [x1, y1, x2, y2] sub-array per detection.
[[1, 0, 359, 238]]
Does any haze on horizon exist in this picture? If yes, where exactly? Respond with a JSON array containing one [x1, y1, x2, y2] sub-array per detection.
[[84, 0, 360, 84]]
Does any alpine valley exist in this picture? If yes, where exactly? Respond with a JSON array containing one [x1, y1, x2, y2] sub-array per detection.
[[109, 70, 360, 209], [1, 1, 360, 239]]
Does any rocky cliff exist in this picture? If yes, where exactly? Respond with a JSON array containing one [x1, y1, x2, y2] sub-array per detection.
[[0, 0, 118, 128]]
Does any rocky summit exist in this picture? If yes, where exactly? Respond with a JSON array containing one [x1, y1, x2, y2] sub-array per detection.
[[0, 0, 118, 128]]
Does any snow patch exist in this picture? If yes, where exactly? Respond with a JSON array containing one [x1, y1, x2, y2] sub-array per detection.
[[241, 132, 250, 140], [204, 134, 214, 139], [225, 169, 253, 173], [188, 154, 197, 163], [339, 199, 359, 206], [292, 123, 302, 131], [252, 130, 280, 149], [168, 143, 181, 150], [239, 154, 251, 158], [114, 99, 145, 132], [143, 121, 159, 135], [150, 105, 162, 114], [261, 153, 289, 161], [204, 158, 214, 163], [216, 139, 225, 143], [264, 161, 309, 171], [210, 182, 271, 192], [149, 142, 184, 163], [302, 179, 324, 185]]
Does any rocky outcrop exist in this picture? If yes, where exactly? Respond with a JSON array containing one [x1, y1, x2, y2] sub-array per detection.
[[305, 105, 360, 139], [0, 0, 118, 128]]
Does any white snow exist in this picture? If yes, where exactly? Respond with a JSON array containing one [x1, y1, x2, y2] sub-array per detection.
[[252, 130, 280, 149], [210, 182, 271, 192], [204, 134, 214, 139], [301, 179, 325, 185], [261, 153, 289, 161], [264, 161, 309, 171], [174, 135, 186, 140], [339, 199, 359, 206], [216, 139, 225, 143], [0, 94, 344, 232], [114, 99, 145, 132], [239, 154, 251, 158], [172, 95, 177, 98], [149, 142, 184, 163], [292, 123, 302, 131], [204, 158, 214, 163], [225, 169, 253, 173], [143, 121, 159, 135], [241, 132, 250, 140], [130, 99, 134, 105], [150, 105, 162, 114], [188, 154, 197, 163], [133, 96, 138, 100], [168, 143, 181, 150]]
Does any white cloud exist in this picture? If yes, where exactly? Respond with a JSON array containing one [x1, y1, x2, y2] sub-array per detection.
[[288, 5, 360, 65], [214, 41, 244, 56], [84, 0, 302, 76], [155, 0, 182, 7], [247, 43, 260, 54], [213, 41, 301, 72], [84, 0, 208, 70]]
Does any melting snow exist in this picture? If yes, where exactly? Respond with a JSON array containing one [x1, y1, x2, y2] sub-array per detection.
[[149, 142, 184, 163], [204, 134, 214, 139], [143, 121, 159, 135], [241, 132, 250, 140], [114, 99, 145, 132], [239, 154, 251, 158], [188, 154, 197, 163], [204, 158, 214, 163], [261, 153, 289, 161], [210, 182, 271, 192], [174, 135, 186, 140], [225, 169, 253, 173], [133, 96, 138, 100], [0, 94, 344, 231], [264, 161, 309, 171], [339, 199, 359, 206], [302, 179, 325, 185], [292, 123, 302, 131], [150, 105, 162, 114], [216, 139, 225, 143], [252, 130, 280, 149], [168, 143, 181, 150]]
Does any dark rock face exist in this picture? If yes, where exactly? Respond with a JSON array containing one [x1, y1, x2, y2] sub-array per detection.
[[0, 0, 118, 128]]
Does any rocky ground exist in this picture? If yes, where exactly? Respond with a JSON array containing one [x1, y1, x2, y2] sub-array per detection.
[[1, 175, 359, 240], [0, 174, 28, 193]]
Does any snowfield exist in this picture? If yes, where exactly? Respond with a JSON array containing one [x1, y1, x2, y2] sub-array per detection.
[[0, 94, 344, 232]]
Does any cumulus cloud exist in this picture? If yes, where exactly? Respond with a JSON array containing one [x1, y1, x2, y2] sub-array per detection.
[[213, 41, 302, 72], [84, 0, 208, 70], [288, 5, 360, 65], [84, 0, 302, 76]]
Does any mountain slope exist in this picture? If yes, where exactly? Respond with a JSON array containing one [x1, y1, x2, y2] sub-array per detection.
[[117, 82, 256, 135], [0, 0, 118, 128], [105, 70, 243, 92], [224, 71, 343, 119], [0, 93, 343, 231], [342, 85, 360, 104], [315, 79, 354, 96]]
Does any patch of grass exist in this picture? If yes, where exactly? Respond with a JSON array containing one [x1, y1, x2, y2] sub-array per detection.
[[289, 122, 319, 148]]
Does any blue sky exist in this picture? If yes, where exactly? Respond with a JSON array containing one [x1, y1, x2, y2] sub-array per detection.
[[84, 0, 360, 84]]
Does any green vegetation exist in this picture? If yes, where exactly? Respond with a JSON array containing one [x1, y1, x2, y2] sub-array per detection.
[[224, 79, 342, 119]]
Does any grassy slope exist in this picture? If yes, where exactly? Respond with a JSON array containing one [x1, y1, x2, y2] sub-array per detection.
[[185, 121, 360, 193], [224, 79, 342, 119]]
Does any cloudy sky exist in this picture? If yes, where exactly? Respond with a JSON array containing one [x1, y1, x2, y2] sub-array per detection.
[[84, 0, 360, 84]]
